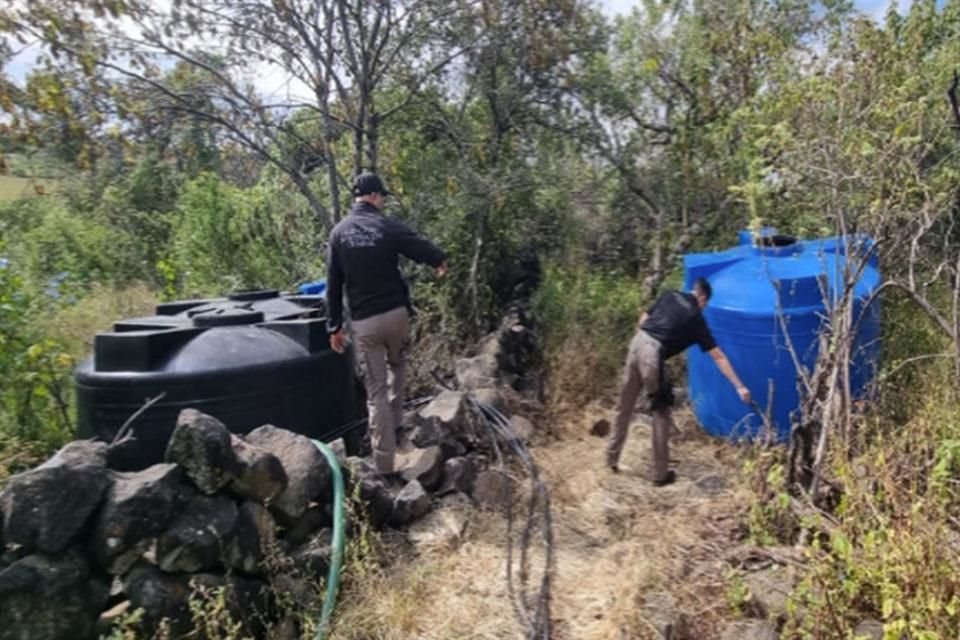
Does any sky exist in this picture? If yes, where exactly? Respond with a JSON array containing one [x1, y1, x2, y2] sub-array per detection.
[[3, 0, 924, 93], [599, 0, 915, 18]]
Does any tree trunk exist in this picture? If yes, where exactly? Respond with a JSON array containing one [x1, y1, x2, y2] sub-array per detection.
[[325, 128, 342, 223], [291, 173, 334, 230], [367, 110, 380, 174], [353, 104, 365, 175], [321, 1, 342, 222], [468, 204, 488, 335]]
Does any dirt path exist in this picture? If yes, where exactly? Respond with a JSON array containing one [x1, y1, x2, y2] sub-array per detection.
[[329, 407, 753, 640]]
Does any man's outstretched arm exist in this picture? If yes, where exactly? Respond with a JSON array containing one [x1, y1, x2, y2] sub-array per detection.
[[393, 218, 447, 268], [708, 347, 751, 404]]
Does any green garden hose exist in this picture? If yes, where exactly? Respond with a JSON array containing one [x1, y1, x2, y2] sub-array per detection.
[[311, 440, 347, 640]]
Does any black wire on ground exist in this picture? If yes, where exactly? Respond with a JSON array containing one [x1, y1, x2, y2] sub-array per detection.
[[433, 370, 555, 640], [473, 397, 555, 640], [334, 377, 555, 638]]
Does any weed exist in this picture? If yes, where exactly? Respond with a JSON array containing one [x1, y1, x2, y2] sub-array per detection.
[[533, 264, 647, 408], [725, 571, 752, 615]]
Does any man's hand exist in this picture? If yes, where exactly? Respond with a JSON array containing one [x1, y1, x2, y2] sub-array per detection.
[[330, 330, 348, 354], [435, 261, 448, 277], [708, 347, 751, 404]]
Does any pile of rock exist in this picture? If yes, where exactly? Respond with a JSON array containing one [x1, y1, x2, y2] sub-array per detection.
[[0, 305, 542, 639], [454, 303, 540, 399], [0, 399, 500, 639], [0, 409, 344, 639]]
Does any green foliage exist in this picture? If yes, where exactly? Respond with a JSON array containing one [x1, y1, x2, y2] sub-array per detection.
[[2, 150, 74, 179], [724, 0, 960, 245], [533, 265, 645, 405], [0, 175, 58, 201], [100, 607, 147, 640], [0, 254, 74, 453], [744, 455, 800, 546], [782, 411, 960, 637], [725, 570, 753, 616], [169, 173, 324, 296], [381, 86, 597, 344], [0, 190, 157, 290], [187, 583, 254, 640], [20, 202, 132, 287], [774, 299, 960, 637]]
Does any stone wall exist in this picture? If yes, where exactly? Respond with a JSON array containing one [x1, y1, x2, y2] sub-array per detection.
[[0, 308, 541, 639]]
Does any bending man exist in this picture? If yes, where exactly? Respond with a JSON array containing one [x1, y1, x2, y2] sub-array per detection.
[[326, 172, 448, 476], [606, 277, 751, 486]]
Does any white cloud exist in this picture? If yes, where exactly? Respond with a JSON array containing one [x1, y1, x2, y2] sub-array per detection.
[[597, 0, 639, 16], [861, 0, 914, 22]]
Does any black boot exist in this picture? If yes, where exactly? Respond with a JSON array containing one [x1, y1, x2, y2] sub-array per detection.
[[652, 470, 676, 487]]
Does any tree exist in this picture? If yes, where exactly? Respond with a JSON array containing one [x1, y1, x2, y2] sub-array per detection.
[[1, 0, 476, 227], [560, 0, 844, 294], [401, 0, 604, 333]]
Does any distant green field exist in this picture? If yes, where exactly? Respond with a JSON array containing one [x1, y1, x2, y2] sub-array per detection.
[[0, 175, 58, 201]]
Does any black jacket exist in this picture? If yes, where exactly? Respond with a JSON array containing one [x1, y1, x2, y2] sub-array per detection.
[[326, 202, 446, 332]]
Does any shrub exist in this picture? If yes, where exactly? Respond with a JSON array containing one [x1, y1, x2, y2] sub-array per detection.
[[533, 264, 646, 407], [169, 174, 324, 296], [0, 195, 140, 290], [0, 254, 74, 454]]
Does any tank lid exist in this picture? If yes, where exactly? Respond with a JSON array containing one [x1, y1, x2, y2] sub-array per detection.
[[227, 289, 281, 302], [738, 228, 802, 257], [738, 226, 779, 246], [752, 234, 802, 257], [156, 298, 225, 316], [189, 306, 266, 327]]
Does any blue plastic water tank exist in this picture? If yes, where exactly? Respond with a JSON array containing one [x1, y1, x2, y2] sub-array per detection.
[[683, 229, 881, 441]]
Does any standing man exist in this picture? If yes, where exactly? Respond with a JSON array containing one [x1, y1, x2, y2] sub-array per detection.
[[326, 172, 448, 476], [606, 277, 751, 486]]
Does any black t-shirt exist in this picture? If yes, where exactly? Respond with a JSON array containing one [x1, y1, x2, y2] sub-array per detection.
[[641, 290, 717, 360]]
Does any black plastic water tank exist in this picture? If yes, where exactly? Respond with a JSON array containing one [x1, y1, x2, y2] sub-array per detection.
[[75, 290, 366, 469]]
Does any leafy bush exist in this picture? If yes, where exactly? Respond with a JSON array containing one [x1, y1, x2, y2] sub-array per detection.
[[0, 194, 140, 290], [0, 254, 74, 454], [750, 299, 960, 638], [533, 264, 646, 406], [169, 174, 324, 296], [782, 386, 960, 639]]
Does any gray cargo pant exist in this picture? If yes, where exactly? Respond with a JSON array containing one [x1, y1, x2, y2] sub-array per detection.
[[352, 306, 410, 474], [606, 330, 673, 482]]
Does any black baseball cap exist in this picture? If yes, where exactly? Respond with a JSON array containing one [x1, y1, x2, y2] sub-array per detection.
[[352, 172, 391, 197]]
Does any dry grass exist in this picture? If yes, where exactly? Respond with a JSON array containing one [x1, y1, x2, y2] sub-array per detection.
[[329, 509, 519, 640], [330, 405, 752, 640], [39, 282, 158, 357], [0, 175, 58, 201], [541, 334, 630, 411]]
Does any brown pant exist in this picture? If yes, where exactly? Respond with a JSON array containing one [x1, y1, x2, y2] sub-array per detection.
[[352, 306, 410, 474], [606, 330, 673, 481]]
